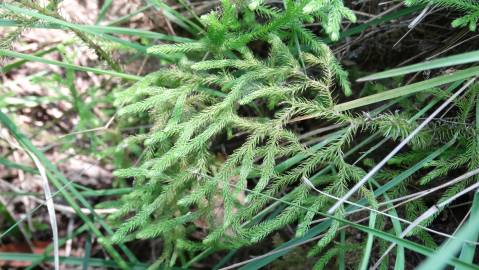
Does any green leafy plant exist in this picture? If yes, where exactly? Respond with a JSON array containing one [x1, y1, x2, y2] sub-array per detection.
[[109, 1, 442, 267], [3, 0, 479, 269]]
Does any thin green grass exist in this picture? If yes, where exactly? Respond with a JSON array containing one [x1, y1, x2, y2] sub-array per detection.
[[0, 252, 148, 269], [0, 111, 137, 269]]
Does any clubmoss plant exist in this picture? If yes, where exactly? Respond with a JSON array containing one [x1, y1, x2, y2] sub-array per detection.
[[109, 1, 435, 266]]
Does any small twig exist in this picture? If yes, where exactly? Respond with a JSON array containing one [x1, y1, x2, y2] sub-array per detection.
[[1, 129, 59, 270], [30, 196, 118, 215], [58, 115, 115, 138], [408, 3, 432, 29], [28, 150, 60, 270], [365, 3, 403, 23], [64, 218, 75, 260], [426, 33, 479, 61], [392, 4, 434, 48], [0, 179, 117, 215]]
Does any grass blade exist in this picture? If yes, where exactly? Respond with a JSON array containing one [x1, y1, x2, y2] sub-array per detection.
[[0, 49, 141, 80], [96, 0, 112, 24], [107, 4, 154, 26], [334, 67, 479, 112], [0, 156, 37, 174], [0, 252, 147, 269], [0, 19, 191, 42], [417, 191, 479, 270], [145, 0, 203, 34], [28, 152, 59, 270], [339, 230, 346, 270], [358, 211, 377, 270], [82, 233, 92, 270], [358, 50, 479, 81], [456, 192, 479, 268], [0, 49, 225, 98]]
